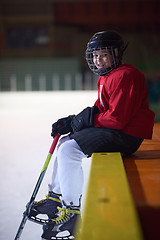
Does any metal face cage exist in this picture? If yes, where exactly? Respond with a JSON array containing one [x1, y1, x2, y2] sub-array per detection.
[[86, 46, 120, 76]]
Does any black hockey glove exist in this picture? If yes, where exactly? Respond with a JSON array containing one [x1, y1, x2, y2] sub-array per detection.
[[71, 106, 99, 132], [51, 115, 74, 137]]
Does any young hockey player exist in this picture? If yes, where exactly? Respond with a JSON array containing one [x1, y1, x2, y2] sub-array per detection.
[[29, 30, 155, 240]]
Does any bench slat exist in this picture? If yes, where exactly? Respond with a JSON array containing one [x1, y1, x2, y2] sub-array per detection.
[[77, 152, 143, 240]]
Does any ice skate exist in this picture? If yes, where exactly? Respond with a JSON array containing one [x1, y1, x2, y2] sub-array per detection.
[[28, 191, 62, 225], [41, 201, 81, 240]]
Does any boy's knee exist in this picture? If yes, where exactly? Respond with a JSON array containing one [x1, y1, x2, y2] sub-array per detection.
[[57, 141, 72, 162], [58, 139, 82, 162]]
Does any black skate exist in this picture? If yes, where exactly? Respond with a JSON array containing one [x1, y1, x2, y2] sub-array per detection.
[[41, 201, 81, 240], [28, 191, 62, 225]]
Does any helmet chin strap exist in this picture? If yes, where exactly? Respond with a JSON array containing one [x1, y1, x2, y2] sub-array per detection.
[[95, 61, 121, 76], [96, 68, 112, 76]]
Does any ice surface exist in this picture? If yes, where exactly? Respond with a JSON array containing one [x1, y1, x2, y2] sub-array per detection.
[[0, 91, 97, 240]]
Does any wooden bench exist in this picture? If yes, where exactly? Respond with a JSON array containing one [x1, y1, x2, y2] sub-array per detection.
[[124, 123, 160, 240], [77, 123, 160, 240]]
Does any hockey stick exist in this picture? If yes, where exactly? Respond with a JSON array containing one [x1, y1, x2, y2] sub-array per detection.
[[14, 134, 60, 240]]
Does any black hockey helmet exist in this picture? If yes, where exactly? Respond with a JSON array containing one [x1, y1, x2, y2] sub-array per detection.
[[86, 30, 128, 76]]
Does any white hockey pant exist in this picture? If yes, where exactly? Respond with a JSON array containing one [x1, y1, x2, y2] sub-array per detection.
[[49, 136, 87, 206]]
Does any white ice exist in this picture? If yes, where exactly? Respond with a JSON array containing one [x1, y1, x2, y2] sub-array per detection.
[[0, 91, 97, 240]]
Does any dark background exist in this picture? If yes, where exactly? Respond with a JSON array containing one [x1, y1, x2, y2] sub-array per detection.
[[0, 0, 160, 120]]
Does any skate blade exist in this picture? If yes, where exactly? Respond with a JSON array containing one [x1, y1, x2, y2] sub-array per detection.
[[41, 233, 74, 240], [41, 237, 74, 240], [28, 215, 49, 225]]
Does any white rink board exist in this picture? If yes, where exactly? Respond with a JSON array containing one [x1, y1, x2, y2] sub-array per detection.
[[0, 91, 97, 240]]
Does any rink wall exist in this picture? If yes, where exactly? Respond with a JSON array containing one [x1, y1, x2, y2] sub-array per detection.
[[0, 58, 98, 91]]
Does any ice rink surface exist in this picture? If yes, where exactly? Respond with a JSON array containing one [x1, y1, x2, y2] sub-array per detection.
[[0, 91, 97, 240]]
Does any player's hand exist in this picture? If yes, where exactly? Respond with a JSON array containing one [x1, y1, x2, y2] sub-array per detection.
[[51, 115, 74, 137], [71, 106, 99, 132]]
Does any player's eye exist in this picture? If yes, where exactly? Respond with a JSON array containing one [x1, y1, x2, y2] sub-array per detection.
[[93, 54, 98, 58], [102, 53, 108, 57]]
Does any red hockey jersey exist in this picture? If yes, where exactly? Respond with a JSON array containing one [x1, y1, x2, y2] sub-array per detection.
[[94, 63, 155, 139]]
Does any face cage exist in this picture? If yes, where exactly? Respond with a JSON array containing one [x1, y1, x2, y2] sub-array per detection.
[[86, 46, 121, 76]]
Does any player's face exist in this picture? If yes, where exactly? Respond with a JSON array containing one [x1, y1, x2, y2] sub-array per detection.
[[93, 49, 113, 70]]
